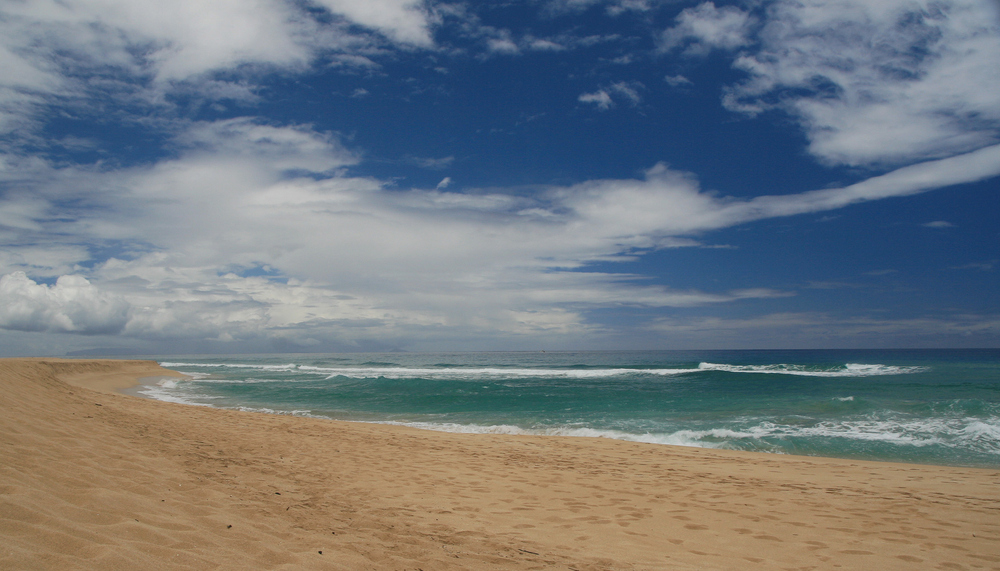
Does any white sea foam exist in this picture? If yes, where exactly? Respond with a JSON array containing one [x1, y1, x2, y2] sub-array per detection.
[[697, 417, 1000, 454], [698, 362, 926, 377], [133, 371, 228, 406], [297, 366, 696, 380], [136, 378, 214, 406], [159, 361, 699, 380], [233, 406, 319, 417], [159, 360, 925, 380], [372, 421, 733, 448], [375, 415, 1000, 455], [159, 362, 299, 371]]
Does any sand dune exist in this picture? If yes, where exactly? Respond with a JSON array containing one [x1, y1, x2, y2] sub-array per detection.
[[2, 358, 998, 570]]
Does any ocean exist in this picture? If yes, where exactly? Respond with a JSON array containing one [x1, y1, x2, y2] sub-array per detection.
[[141, 349, 1000, 468]]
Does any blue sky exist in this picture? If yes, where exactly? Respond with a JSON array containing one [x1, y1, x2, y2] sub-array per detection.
[[0, 0, 998, 355]]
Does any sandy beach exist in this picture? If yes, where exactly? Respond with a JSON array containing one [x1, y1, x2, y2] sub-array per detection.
[[2, 359, 998, 570]]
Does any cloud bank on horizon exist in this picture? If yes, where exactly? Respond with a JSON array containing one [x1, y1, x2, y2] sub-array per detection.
[[0, 0, 998, 354]]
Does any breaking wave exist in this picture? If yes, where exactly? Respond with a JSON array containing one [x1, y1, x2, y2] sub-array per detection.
[[697, 362, 927, 377]]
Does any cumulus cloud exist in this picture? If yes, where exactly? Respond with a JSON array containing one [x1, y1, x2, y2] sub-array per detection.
[[0, 272, 129, 335], [659, 2, 756, 55], [0, 0, 440, 139], [4, 116, 998, 348], [722, 0, 1000, 167], [1, 0, 996, 350]]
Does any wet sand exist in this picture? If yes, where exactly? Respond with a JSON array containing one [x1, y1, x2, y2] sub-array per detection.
[[2, 358, 998, 570]]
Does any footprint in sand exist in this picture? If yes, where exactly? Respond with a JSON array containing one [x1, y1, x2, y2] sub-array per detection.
[[839, 550, 874, 555]]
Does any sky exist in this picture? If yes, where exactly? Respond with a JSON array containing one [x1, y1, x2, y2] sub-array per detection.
[[0, 0, 998, 355]]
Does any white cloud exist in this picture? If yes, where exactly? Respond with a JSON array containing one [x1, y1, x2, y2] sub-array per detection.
[[0, 245, 92, 279], [487, 37, 521, 54], [440, 6, 624, 60], [545, 0, 660, 15], [579, 82, 643, 110], [610, 81, 643, 105], [723, 0, 1000, 167], [529, 39, 566, 51], [4, 118, 997, 347], [579, 89, 614, 110], [721, 143, 1000, 222], [949, 260, 995, 271], [1, 0, 316, 83], [924, 220, 955, 228], [407, 155, 456, 169], [311, 0, 437, 47], [0, 272, 129, 335], [0, 0, 440, 141], [174, 117, 358, 173], [0, 1, 993, 351], [606, 0, 655, 16], [664, 74, 693, 87], [660, 2, 756, 55]]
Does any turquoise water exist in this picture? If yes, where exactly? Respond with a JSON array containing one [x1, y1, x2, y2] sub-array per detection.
[[144, 350, 1000, 467]]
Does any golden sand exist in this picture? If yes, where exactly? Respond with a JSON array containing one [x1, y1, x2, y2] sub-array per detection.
[[2, 358, 998, 570]]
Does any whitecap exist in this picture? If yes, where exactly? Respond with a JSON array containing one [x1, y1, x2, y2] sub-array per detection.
[[698, 362, 926, 377], [159, 361, 298, 371], [300, 366, 697, 380]]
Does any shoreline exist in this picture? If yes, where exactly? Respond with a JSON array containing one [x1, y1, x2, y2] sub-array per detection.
[[127, 357, 996, 470], [3, 358, 999, 570], [119, 374, 192, 400]]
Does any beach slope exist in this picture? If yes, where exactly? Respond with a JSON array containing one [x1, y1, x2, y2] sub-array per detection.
[[2, 358, 998, 570]]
